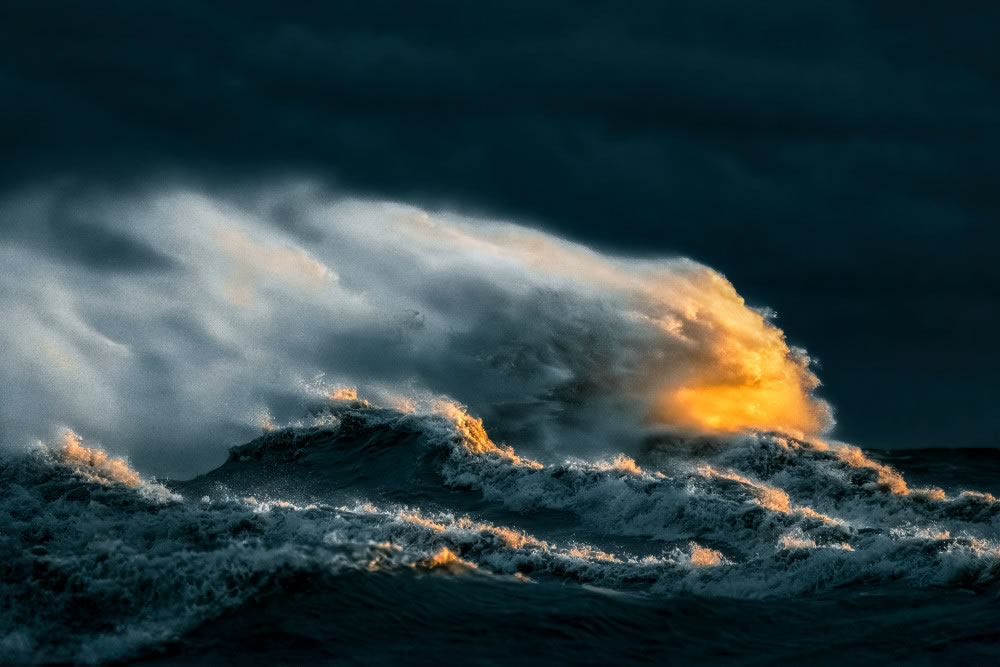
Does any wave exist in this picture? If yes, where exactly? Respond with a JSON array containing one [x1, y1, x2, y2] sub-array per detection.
[[0, 187, 835, 479], [3, 398, 998, 663]]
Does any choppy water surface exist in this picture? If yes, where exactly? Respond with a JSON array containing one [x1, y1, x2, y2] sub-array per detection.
[[3, 400, 998, 665]]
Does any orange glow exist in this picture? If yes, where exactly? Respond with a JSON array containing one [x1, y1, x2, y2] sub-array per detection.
[[598, 454, 644, 476], [400, 511, 447, 533], [433, 400, 543, 469], [689, 544, 724, 567], [396, 212, 833, 440], [566, 546, 619, 563], [641, 269, 833, 438], [418, 547, 476, 571], [698, 465, 790, 512], [794, 506, 838, 524], [659, 381, 825, 436], [835, 446, 910, 495], [328, 387, 359, 401], [57, 429, 142, 487]]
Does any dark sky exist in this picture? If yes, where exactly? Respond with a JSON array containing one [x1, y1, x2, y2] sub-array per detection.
[[2, 1, 998, 449]]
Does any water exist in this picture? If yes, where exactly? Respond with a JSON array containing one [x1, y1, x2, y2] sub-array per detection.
[[3, 400, 998, 664]]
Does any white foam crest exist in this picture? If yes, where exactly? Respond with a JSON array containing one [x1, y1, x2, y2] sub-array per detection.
[[225, 399, 998, 597], [425, 408, 1000, 595], [40, 429, 180, 502], [5, 424, 1000, 664], [0, 452, 726, 662]]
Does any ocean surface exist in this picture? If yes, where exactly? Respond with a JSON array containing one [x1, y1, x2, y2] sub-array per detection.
[[3, 399, 999, 665]]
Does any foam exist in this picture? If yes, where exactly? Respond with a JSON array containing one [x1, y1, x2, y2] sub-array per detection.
[[55, 429, 143, 487], [0, 186, 834, 477], [4, 401, 999, 663]]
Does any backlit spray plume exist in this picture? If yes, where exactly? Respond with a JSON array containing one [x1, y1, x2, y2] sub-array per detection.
[[0, 183, 830, 475]]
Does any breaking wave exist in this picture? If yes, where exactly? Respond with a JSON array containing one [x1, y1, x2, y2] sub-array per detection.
[[3, 397, 998, 663], [2, 185, 998, 664], [0, 186, 833, 478]]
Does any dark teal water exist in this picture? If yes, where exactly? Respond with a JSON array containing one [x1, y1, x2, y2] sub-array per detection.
[[3, 403, 999, 665]]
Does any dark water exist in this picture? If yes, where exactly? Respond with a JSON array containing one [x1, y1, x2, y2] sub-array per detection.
[[3, 403, 999, 665]]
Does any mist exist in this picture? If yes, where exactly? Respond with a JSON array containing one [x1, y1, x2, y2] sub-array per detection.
[[0, 181, 831, 477]]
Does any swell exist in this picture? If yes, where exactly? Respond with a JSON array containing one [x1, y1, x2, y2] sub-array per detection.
[[173, 401, 1000, 595], [134, 572, 1000, 667], [3, 400, 999, 663], [175, 401, 1000, 584]]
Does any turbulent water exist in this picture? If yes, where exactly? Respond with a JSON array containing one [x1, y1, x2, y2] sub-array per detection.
[[1, 187, 998, 664], [3, 397, 999, 665]]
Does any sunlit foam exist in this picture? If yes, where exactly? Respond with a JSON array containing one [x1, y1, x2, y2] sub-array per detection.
[[698, 464, 791, 513], [834, 445, 911, 495], [1, 186, 839, 475], [643, 269, 832, 437], [56, 429, 142, 487], [433, 399, 543, 469], [401, 511, 447, 533], [689, 544, 724, 567], [328, 387, 358, 401], [396, 207, 833, 440], [566, 545, 619, 563], [596, 454, 644, 476], [418, 547, 476, 570]]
